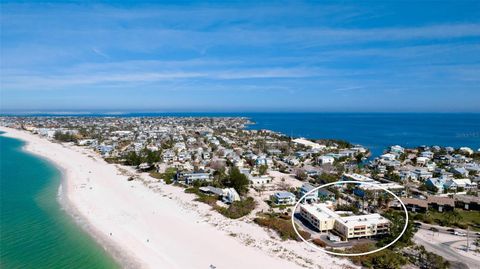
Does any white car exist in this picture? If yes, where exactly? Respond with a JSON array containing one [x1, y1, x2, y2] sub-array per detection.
[[453, 231, 467, 236]]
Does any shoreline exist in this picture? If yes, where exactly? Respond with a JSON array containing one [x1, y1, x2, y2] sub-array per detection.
[[0, 127, 353, 269], [56, 175, 140, 269], [0, 128, 139, 268]]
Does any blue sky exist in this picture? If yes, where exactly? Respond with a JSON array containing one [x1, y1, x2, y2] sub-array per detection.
[[1, 1, 479, 112]]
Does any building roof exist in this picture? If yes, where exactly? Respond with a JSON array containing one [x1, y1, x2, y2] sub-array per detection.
[[292, 138, 326, 149], [301, 203, 338, 220], [427, 195, 455, 207], [338, 213, 389, 228], [401, 197, 428, 208], [318, 189, 334, 196], [301, 203, 389, 228], [300, 183, 316, 191], [359, 182, 404, 191], [342, 173, 376, 182], [199, 186, 224, 196], [455, 194, 480, 204], [274, 191, 295, 199]]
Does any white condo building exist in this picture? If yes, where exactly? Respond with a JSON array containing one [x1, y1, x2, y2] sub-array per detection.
[[299, 203, 390, 240]]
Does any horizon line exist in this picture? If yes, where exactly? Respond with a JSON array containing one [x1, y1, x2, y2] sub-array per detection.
[[1, 110, 480, 116]]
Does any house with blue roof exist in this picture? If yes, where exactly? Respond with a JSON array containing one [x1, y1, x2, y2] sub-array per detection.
[[272, 191, 296, 206], [425, 177, 446, 193]]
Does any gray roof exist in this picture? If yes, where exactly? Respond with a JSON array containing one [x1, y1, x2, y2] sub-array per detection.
[[301, 183, 316, 191], [199, 186, 224, 196], [318, 189, 334, 196], [274, 191, 295, 199]]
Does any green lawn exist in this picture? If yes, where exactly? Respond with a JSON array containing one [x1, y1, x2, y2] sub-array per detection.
[[457, 209, 480, 224], [413, 209, 480, 231]]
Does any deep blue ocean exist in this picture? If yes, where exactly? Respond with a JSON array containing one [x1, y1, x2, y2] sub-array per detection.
[[3, 112, 480, 157], [244, 113, 480, 157]]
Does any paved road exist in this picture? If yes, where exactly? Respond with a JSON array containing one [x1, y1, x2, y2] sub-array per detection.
[[414, 231, 479, 269], [418, 222, 480, 238]]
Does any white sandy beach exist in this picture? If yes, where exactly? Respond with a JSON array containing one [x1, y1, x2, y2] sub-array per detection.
[[0, 127, 354, 269]]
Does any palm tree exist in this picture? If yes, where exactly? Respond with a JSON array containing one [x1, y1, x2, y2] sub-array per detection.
[[384, 195, 392, 210], [377, 195, 384, 208]]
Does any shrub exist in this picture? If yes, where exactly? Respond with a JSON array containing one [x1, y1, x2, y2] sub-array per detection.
[[216, 197, 256, 219], [104, 157, 120, 164], [312, 238, 326, 247], [348, 244, 407, 269], [149, 167, 176, 184], [254, 216, 310, 241], [184, 187, 220, 206]]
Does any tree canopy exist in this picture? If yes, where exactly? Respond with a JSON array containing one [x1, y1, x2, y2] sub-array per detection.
[[223, 167, 249, 195]]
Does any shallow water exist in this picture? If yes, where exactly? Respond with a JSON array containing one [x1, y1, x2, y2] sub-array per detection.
[[0, 134, 118, 269]]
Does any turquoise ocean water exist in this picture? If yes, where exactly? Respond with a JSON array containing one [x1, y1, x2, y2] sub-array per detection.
[[0, 133, 118, 269]]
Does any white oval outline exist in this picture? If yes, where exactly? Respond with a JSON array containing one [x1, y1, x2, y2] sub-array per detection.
[[291, 180, 408, 256]]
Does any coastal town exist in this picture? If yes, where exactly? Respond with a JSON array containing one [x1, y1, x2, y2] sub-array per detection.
[[1, 116, 479, 269]]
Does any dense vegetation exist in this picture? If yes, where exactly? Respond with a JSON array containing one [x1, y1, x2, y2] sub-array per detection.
[[316, 139, 352, 148], [124, 149, 161, 166], [53, 131, 77, 142], [184, 187, 219, 205], [376, 210, 417, 248], [254, 213, 311, 241], [221, 167, 250, 195], [216, 197, 256, 219], [348, 244, 407, 269], [408, 245, 450, 269]]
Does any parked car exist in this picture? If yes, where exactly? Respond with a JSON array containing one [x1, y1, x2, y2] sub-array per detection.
[[429, 227, 439, 232], [453, 231, 467, 236]]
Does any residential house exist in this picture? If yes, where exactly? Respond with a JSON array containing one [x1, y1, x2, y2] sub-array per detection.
[[425, 178, 445, 193], [318, 155, 335, 165], [199, 186, 224, 196], [162, 150, 176, 162], [272, 192, 296, 206], [416, 157, 429, 166], [444, 178, 477, 191], [451, 167, 469, 177], [249, 175, 271, 186], [339, 150, 356, 158], [298, 183, 319, 202], [390, 145, 405, 154], [412, 169, 433, 181], [177, 171, 212, 185], [380, 153, 396, 161], [420, 151, 434, 159], [223, 188, 241, 204], [318, 189, 336, 201], [460, 147, 474, 155]]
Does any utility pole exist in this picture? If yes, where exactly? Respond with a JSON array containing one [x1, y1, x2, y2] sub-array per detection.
[[466, 226, 469, 252]]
